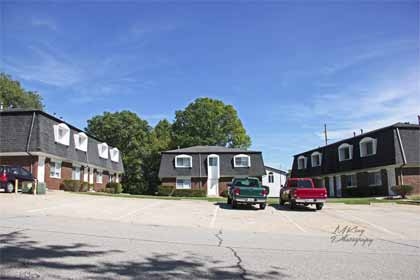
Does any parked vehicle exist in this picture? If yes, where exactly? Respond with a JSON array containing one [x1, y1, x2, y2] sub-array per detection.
[[279, 178, 327, 210], [0, 165, 35, 193], [227, 177, 269, 209]]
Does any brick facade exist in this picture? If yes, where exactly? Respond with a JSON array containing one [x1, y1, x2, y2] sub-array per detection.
[[396, 167, 420, 195]]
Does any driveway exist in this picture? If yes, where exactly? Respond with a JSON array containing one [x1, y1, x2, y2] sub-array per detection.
[[1, 191, 419, 279]]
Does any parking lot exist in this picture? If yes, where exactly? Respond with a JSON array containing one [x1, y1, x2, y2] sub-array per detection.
[[1, 191, 419, 279]]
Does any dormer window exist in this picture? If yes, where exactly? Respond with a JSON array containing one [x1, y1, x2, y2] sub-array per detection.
[[53, 123, 70, 146], [175, 154, 192, 168], [74, 132, 88, 152], [360, 137, 377, 157], [234, 154, 251, 167], [297, 155, 307, 170], [110, 148, 120, 162], [98, 143, 109, 159], [338, 143, 353, 161], [311, 152, 322, 167]]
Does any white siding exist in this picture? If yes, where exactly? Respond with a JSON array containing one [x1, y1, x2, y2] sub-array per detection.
[[262, 168, 287, 198]]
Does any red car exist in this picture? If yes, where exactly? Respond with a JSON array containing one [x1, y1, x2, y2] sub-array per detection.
[[279, 178, 327, 210]]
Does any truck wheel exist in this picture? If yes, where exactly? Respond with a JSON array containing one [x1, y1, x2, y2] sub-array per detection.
[[232, 200, 237, 209], [279, 197, 285, 206], [289, 200, 296, 210], [227, 197, 232, 204], [5, 182, 14, 193], [316, 203, 324, 210], [260, 203, 266, 210]]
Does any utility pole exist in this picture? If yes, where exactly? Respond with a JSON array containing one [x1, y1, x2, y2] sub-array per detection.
[[324, 124, 328, 146]]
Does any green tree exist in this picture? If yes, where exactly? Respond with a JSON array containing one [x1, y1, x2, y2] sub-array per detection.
[[85, 111, 151, 194], [172, 97, 251, 148], [0, 73, 43, 109], [142, 119, 173, 194]]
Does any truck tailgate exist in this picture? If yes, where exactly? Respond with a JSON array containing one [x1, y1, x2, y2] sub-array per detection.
[[238, 187, 263, 197], [294, 188, 326, 199]]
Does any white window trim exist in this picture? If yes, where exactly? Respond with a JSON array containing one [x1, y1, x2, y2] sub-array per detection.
[[268, 172, 274, 183], [207, 154, 219, 167], [49, 160, 62, 179], [98, 143, 109, 159], [110, 147, 120, 162], [176, 177, 191, 189], [338, 143, 353, 162], [175, 154, 192, 168], [72, 165, 81, 180], [53, 123, 70, 146], [233, 154, 251, 168], [346, 174, 357, 188], [74, 132, 88, 152], [311, 151, 322, 167], [297, 155, 307, 170], [96, 169, 103, 184], [359, 137, 377, 158], [368, 170, 382, 186]]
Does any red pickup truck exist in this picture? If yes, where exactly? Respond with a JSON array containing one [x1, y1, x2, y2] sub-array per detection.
[[279, 178, 327, 210]]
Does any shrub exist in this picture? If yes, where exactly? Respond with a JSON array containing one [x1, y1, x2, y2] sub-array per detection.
[[22, 183, 33, 193], [220, 189, 228, 197], [80, 182, 89, 192], [157, 185, 175, 196], [36, 182, 47, 194], [104, 187, 115, 194], [61, 180, 81, 192], [106, 182, 123, 194], [172, 189, 206, 197], [391, 185, 414, 199]]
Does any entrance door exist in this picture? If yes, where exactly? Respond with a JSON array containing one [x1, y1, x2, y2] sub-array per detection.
[[207, 155, 220, 196], [335, 175, 342, 197], [329, 176, 335, 197]]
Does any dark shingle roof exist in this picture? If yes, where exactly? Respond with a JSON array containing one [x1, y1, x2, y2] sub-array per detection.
[[293, 122, 420, 157], [159, 146, 265, 178], [265, 166, 288, 175], [163, 145, 260, 154], [0, 109, 124, 173]]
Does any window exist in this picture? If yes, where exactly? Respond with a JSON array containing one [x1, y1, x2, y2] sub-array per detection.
[[209, 157, 218, 166], [176, 178, 191, 189], [98, 143, 109, 159], [96, 170, 103, 184], [268, 172, 274, 183], [20, 168, 31, 177], [311, 152, 322, 167], [338, 143, 353, 161], [360, 137, 377, 157], [110, 148, 120, 162], [297, 156, 307, 169], [175, 155, 192, 168], [368, 171, 382, 186], [234, 154, 251, 167], [50, 160, 62, 178], [72, 166, 81, 180], [288, 179, 313, 188], [74, 132, 88, 152], [53, 123, 70, 146], [345, 174, 357, 188]]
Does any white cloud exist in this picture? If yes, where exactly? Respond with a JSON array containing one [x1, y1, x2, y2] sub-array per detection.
[[31, 18, 57, 31]]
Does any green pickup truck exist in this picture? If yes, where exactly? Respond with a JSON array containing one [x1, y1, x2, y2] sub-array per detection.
[[227, 177, 269, 210]]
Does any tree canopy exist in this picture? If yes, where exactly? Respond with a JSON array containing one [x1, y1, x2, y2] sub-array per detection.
[[85, 111, 152, 194], [172, 97, 251, 149], [0, 73, 44, 110]]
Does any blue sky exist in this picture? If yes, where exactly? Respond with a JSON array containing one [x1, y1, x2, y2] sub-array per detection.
[[1, 1, 419, 170]]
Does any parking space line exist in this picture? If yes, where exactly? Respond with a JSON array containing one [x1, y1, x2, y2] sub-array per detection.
[[116, 201, 163, 220], [337, 210, 405, 239], [277, 211, 307, 233], [26, 203, 74, 213], [209, 206, 218, 228]]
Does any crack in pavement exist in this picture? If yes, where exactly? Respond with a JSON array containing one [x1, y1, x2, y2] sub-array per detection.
[[214, 229, 247, 279], [227, 246, 247, 280], [215, 229, 223, 247]]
